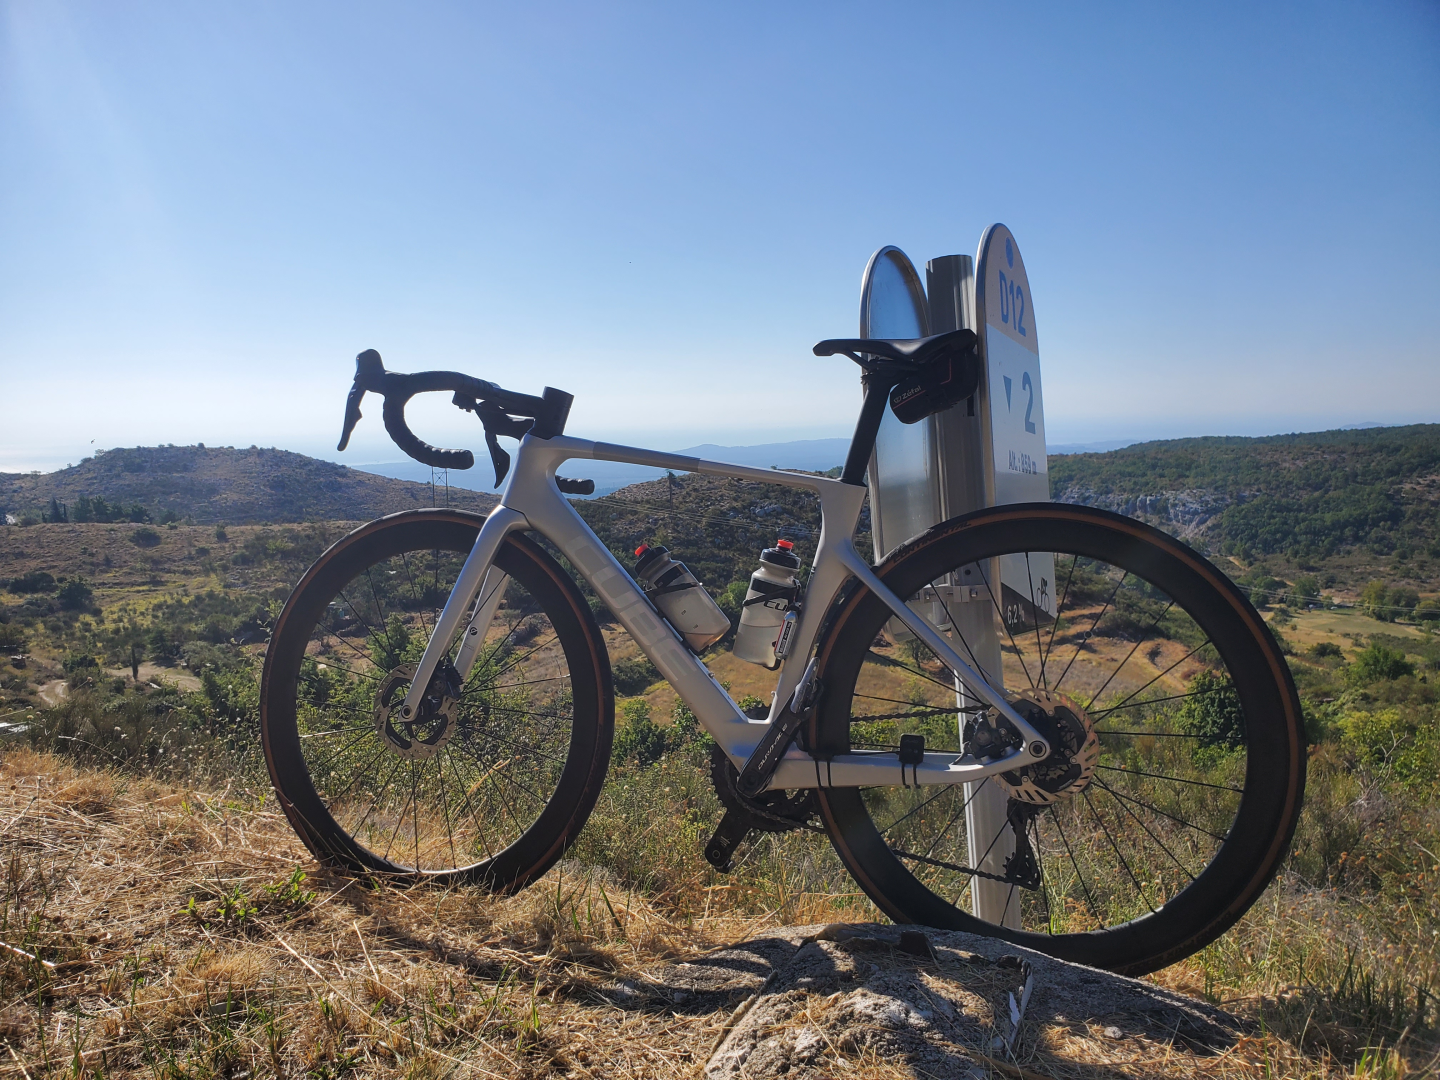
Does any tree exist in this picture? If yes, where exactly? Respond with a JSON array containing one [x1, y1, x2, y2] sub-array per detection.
[[1387, 585, 1420, 619], [1290, 574, 1321, 606], [57, 577, 94, 611], [43, 497, 67, 523], [1360, 580, 1392, 621]]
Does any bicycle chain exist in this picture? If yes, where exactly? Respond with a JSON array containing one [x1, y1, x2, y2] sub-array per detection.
[[891, 848, 1028, 886], [710, 745, 820, 833]]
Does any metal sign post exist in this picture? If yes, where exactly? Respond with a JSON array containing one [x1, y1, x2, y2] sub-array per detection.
[[860, 225, 1050, 929]]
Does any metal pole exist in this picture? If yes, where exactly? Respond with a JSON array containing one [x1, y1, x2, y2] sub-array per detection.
[[927, 255, 1019, 928]]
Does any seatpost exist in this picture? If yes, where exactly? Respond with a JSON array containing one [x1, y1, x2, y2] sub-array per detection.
[[839, 373, 894, 486]]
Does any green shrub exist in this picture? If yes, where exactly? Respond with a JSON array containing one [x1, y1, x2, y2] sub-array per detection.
[[57, 577, 94, 611], [1176, 669, 1245, 749], [612, 655, 660, 696], [612, 699, 667, 766], [7, 571, 56, 594], [0, 623, 25, 654], [63, 652, 99, 674], [1347, 642, 1415, 686], [1338, 705, 1440, 785], [131, 527, 162, 548]]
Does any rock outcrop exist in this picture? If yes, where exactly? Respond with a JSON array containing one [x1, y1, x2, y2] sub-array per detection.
[[622, 923, 1240, 1079]]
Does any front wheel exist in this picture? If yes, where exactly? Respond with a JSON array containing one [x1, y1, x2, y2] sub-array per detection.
[[260, 510, 614, 888], [810, 503, 1305, 975]]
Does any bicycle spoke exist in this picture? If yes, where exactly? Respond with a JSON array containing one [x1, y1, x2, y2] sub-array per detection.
[[1050, 805, 1102, 925], [1098, 782, 1229, 843], [1082, 789, 1155, 914], [1025, 552, 1049, 690], [1053, 570, 1128, 693], [1089, 599, 1175, 704], [1095, 763, 1242, 794], [1041, 555, 1079, 683], [976, 558, 1036, 689], [1090, 686, 1224, 717], [1092, 776, 1197, 882]]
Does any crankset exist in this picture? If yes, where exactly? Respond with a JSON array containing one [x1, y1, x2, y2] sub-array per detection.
[[704, 745, 818, 872]]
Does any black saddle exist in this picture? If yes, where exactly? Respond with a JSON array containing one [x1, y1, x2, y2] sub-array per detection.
[[814, 328, 981, 425], [812, 328, 976, 366]]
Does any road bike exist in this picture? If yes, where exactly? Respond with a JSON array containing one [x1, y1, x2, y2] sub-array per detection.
[[258, 334, 1306, 976]]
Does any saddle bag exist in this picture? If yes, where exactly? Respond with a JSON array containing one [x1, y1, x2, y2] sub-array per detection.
[[888, 341, 982, 424]]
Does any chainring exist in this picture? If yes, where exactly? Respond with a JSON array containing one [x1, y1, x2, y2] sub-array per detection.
[[994, 688, 1100, 805], [710, 745, 815, 832]]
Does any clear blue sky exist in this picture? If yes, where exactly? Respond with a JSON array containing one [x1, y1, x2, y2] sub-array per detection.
[[2, 1, 1437, 473]]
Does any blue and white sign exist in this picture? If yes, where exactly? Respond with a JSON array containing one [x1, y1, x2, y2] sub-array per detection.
[[976, 225, 1054, 631]]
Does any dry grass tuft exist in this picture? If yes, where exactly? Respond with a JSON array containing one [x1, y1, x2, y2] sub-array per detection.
[[52, 773, 118, 816]]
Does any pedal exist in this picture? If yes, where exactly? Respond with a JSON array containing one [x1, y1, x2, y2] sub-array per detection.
[[703, 808, 754, 872]]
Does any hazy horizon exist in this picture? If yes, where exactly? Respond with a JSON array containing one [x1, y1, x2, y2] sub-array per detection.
[[0, 418, 1419, 479]]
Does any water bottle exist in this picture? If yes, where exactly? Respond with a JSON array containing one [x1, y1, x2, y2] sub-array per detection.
[[733, 539, 802, 669], [633, 544, 731, 652]]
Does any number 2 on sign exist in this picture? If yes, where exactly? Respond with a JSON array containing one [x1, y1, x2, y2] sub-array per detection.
[[997, 271, 1027, 337]]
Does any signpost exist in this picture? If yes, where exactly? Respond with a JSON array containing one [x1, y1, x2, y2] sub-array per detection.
[[860, 225, 1051, 929]]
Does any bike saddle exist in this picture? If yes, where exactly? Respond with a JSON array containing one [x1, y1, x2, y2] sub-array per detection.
[[812, 327, 976, 366]]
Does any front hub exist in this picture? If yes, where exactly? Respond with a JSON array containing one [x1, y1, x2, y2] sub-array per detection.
[[373, 662, 461, 760]]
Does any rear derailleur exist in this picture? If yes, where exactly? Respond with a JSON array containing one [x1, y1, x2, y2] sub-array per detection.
[[704, 744, 818, 872]]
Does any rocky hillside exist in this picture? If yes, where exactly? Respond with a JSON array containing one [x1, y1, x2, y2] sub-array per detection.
[[0, 444, 496, 525], [1050, 423, 1440, 561]]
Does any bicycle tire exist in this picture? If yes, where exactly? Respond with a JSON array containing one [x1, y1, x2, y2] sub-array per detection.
[[809, 503, 1305, 975], [260, 509, 613, 887]]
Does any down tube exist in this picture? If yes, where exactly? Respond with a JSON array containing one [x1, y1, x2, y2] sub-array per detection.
[[516, 486, 763, 762]]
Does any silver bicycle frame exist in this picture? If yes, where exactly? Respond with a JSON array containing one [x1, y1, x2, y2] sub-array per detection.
[[397, 434, 1051, 791]]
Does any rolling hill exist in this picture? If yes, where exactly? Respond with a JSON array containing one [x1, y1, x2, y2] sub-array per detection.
[[0, 444, 496, 525], [4, 424, 1438, 593]]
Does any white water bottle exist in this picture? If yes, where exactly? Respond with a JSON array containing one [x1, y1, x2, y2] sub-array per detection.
[[733, 539, 802, 669], [633, 544, 731, 652]]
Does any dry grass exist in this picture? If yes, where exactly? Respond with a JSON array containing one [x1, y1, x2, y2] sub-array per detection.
[[0, 747, 1432, 1078]]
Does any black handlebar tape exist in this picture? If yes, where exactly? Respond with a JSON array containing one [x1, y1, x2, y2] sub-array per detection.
[[342, 349, 571, 469], [381, 394, 475, 470]]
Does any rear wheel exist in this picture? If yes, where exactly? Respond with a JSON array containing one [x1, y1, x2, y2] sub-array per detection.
[[260, 510, 613, 887], [811, 503, 1305, 975]]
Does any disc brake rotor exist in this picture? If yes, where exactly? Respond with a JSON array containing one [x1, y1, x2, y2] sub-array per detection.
[[994, 688, 1099, 805], [373, 662, 460, 761]]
